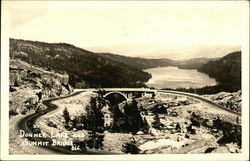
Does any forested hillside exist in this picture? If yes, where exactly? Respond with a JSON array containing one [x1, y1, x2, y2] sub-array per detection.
[[99, 53, 217, 70], [10, 38, 151, 88], [178, 58, 218, 69], [99, 53, 175, 70], [198, 51, 241, 92]]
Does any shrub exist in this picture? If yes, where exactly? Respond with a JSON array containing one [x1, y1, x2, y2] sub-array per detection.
[[47, 121, 57, 128], [9, 86, 17, 92], [152, 113, 164, 130], [187, 125, 196, 134], [64, 123, 73, 130], [63, 107, 70, 124], [122, 140, 141, 154], [14, 74, 21, 87], [9, 109, 18, 116], [21, 108, 28, 115], [190, 112, 202, 127]]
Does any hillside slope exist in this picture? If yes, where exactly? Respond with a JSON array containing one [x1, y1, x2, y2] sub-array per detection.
[[178, 58, 218, 69], [10, 38, 151, 88], [99, 53, 217, 70], [99, 53, 175, 70], [198, 51, 241, 92]]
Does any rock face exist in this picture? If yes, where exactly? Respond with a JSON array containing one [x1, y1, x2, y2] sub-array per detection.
[[9, 87, 38, 115], [203, 90, 241, 113], [9, 59, 73, 115]]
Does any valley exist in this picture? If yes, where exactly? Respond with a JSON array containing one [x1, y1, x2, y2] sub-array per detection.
[[8, 38, 242, 155], [10, 38, 241, 93]]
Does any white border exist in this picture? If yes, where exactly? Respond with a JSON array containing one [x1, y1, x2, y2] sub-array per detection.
[[1, 1, 249, 160]]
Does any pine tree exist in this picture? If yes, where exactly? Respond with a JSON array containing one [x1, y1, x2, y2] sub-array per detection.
[[63, 107, 70, 124], [14, 74, 21, 87], [143, 117, 149, 133], [152, 113, 163, 130]]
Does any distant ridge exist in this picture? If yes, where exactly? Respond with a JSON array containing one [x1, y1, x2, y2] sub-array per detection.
[[86, 44, 240, 60], [98, 53, 176, 70]]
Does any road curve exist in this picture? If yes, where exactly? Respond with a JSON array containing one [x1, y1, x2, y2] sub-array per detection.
[[17, 90, 121, 154], [17, 88, 240, 154]]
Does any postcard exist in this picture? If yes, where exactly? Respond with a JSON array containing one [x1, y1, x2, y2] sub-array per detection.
[[1, 1, 249, 160]]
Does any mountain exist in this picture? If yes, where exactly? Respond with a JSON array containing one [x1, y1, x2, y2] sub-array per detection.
[[10, 38, 151, 88], [177, 58, 219, 69], [99, 53, 176, 70], [198, 51, 241, 92], [99, 53, 217, 70], [86, 44, 241, 60]]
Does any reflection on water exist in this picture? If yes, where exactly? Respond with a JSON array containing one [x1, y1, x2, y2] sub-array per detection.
[[144, 66, 217, 89]]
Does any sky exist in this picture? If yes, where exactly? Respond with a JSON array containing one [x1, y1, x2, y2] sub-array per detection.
[[5, 1, 247, 59]]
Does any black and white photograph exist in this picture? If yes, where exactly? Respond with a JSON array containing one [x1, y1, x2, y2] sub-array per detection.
[[1, 1, 249, 160]]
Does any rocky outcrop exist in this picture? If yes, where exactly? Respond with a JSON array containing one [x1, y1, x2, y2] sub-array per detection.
[[203, 90, 241, 113], [135, 93, 197, 115], [9, 59, 73, 115], [36, 90, 241, 154]]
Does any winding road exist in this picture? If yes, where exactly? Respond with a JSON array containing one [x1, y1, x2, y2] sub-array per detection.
[[17, 88, 241, 154], [17, 90, 121, 154]]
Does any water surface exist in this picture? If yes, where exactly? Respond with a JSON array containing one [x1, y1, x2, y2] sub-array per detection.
[[144, 66, 217, 89]]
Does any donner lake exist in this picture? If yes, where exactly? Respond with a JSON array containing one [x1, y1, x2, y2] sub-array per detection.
[[144, 66, 217, 89]]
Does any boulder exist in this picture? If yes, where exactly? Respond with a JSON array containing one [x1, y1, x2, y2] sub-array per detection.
[[211, 146, 230, 153], [136, 131, 144, 135]]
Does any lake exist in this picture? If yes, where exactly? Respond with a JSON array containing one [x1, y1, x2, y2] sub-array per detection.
[[143, 66, 217, 89]]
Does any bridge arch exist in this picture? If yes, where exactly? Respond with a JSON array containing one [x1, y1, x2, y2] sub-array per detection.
[[103, 92, 128, 106], [103, 92, 128, 100]]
